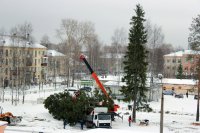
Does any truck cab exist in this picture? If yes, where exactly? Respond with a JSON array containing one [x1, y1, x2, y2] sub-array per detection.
[[86, 107, 112, 128], [93, 112, 111, 128]]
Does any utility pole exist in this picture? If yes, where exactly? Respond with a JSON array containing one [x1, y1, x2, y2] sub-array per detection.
[[158, 74, 164, 133], [54, 59, 56, 90], [0, 40, 5, 102], [196, 73, 200, 121]]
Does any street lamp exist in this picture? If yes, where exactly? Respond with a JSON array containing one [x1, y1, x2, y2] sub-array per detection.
[[188, 37, 192, 50], [158, 73, 164, 133]]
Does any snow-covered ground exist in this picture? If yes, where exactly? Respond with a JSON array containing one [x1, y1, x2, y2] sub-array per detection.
[[1, 84, 200, 133]]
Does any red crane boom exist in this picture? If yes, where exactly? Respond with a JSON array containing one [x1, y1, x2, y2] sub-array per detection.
[[80, 54, 108, 97]]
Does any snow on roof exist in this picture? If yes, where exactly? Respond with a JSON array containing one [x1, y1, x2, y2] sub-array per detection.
[[31, 43, 46, 48], [162, 78, 197, 85], [164, 50, 200, 57], [100, 53, 125, 59], [102, 76, 196, 87], [104, 80, 126, 87], [103, 75, 151, 87], [0, 37, 29, 47], [0, 38, 46, 49], [47, 50, 65, 56], [98, 75, 122, 82]]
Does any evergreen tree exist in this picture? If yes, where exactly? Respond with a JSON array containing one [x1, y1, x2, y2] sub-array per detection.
[[44, 89, 115, 125], [121, 4, 148, 122], [176, 63, 184, 79], [44, 91, 91, 125]]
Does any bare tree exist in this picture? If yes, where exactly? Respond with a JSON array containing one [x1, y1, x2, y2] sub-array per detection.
[[146, 20, 165, 75], [40, 34, 51, 49], [0, 27, 7, 102], [57, 19, 90, 86], [9, 22, 33, 104], [111, 27, 128, 74]]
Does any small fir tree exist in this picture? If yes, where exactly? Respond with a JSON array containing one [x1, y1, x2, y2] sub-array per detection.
[[121, 4, 148, 122], [176, 63, 184, 79]]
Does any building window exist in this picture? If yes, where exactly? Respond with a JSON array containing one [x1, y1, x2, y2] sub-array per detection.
[[6, 59, 8, 65], [190, 58, 194, 63], [6, 50, 8, 56], [178, 59, 181, 63], [35, 51, 37, 57], [172, 59, 176, 63], [35, 59, 37, 65], [167, 66, 170, 69], [5, 68, 8, 75], [167, 59, 170, 63], [179, 86, 181, 89], [163, 87, 166, 90], [185, 67, 188, 70]]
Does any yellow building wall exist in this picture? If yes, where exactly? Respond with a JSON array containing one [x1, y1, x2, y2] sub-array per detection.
[[163, 83, 197, 94]]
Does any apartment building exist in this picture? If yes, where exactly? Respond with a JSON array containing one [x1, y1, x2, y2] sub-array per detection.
[[164, 50, 199, 78], [0, 37, 47, 87], [47, 50, 66, 78]]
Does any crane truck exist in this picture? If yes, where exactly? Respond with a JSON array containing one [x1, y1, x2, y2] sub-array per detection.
[[80, 54, 119, 128]]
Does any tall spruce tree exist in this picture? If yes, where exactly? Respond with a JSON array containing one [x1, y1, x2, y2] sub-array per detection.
[[176, 63, 184, 79], [121, 4, 148, 122]]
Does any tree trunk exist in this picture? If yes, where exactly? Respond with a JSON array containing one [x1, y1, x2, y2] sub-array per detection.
[[132, 95, 137, 122], [196, 82, 200, 121]]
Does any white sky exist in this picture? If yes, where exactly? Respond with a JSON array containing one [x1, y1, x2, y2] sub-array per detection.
[[0, 0, 200, 49]]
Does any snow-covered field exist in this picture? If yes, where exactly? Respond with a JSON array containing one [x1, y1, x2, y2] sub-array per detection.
[[1, 84, 200, 133]]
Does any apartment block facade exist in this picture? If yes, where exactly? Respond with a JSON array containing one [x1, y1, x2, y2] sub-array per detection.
[[0, 38, 48, 87], [47, 50, 66, 78], [164, 50, 198, 78]]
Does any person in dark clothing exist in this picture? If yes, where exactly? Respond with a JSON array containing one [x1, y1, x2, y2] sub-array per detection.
[[128, 115, 132, 127], [186, 91, 188, 98], [80, 120, 84, 130], [63, 119, 67, 129]]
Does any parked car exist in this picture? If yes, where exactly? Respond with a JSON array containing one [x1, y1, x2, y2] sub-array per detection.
[[175, 94, 184, 98], [163, 90, 175, 95], [194, 95, 200, 100], [61, 81, 68, 85], [80, 87, 92, 92], [64, 87, 78, 93]]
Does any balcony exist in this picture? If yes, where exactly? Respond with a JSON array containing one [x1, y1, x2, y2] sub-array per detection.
[[41, 63, 47, 66]]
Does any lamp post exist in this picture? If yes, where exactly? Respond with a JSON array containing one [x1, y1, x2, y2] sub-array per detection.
[[158, 74, 164, 133], [188, 37, 192, 50]]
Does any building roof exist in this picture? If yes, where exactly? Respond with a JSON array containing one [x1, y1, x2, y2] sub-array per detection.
[[104, 81, 126, 87], [164, 50, 200, 57], [101, 75, 152, 87], [47, 50, 65, 57], [0, 38, 46, 49], [162, 78, 197, 85], [101, 75, 197, 87], [30, 43, 46, 48], [100, 53, 125, 59]]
